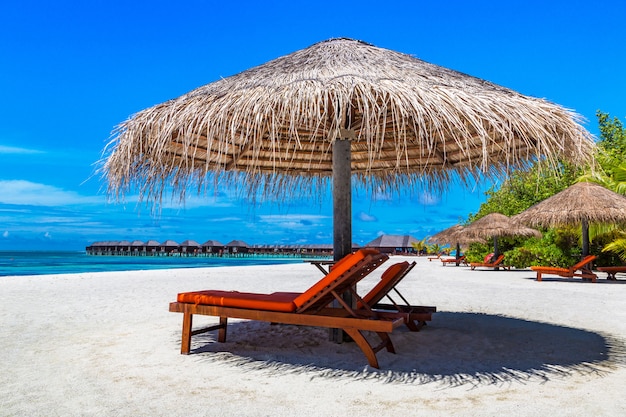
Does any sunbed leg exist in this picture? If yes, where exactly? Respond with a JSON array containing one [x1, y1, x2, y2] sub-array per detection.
[[181, 312, 193, 355], [536, 272, 542, 282], [405, 319, 425, 332], [376, 332, 396, 353], [218, 317, 228, 342], [343, 328, 380, 369]]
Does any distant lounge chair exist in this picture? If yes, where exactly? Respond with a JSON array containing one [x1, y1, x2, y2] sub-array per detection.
[[427, 254, 442, 261], [596, 265, 626, 281], [170, 249, 413, 369], [357, 261, 436, 331], [530, 255, 597, 282], [470, 254, 510, 270], [441, 255, 468, 266]]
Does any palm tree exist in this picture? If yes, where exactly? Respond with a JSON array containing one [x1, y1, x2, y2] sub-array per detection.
[[428, 243, 443, 256], [603, 232, 626, 261], [577, 114, 626, 261], [411, 238, 428, 256]]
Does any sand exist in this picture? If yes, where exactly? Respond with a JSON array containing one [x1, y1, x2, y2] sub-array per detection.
[[1, 256, 626, 416]]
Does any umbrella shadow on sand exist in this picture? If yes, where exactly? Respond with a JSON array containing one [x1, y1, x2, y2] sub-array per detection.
[[182, 312, 626, 387]]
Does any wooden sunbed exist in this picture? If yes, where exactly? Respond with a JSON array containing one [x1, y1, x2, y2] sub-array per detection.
[[530, 255, 597, 282], [470, 254, 510, 270], [596, 266, 626, 280], [170, 249, 413, 369], [427, 254, 441, 261], [440, 255, 468, 266], [357, 261, 436, 331]]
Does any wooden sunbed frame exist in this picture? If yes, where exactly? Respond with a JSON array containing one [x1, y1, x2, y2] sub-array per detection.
[[170, 249, 415, 369], [530, 255, 597, 282], [440, 255, 468, 266], [596, 266, 626, 280], [470, 254, 510, 270], [358, 261, 436, 331]]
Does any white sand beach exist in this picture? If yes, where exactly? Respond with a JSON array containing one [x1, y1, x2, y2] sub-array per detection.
[[1, 256, 626, 416]]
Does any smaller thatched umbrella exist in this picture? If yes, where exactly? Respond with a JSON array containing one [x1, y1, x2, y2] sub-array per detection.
[[429, 225, 483, 261], [461, 213, 541, 257], [429, 225, 465, 246], [513, 182, 626, 256]]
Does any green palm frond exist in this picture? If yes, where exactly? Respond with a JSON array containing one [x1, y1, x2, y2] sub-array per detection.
[[602, 235, 626, 262]]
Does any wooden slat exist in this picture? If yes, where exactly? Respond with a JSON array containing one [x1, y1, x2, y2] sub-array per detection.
[[169, 302, 403, 333]]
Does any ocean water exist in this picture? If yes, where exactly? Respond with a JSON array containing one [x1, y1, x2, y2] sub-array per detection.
[[0, 251, 313, 277]]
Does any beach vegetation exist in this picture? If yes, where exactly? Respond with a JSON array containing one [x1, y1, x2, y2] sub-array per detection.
[[411, 238, 429, 255], [584, 112, 626, 262], [465, 111, 626, 267], [427, 243, 444, 256]]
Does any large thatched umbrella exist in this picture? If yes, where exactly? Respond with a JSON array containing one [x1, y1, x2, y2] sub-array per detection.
[[102, 38, 595, 343], [460, 213, 541, 257], [513, 182, 626, 256], [102, 38, 594, 265]]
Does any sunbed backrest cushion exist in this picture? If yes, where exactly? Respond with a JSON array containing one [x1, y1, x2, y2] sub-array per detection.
[[292, 248, 380, 310], [358, 261, 409, 308], [571, 255, 597, 270], [492, 254, 505, 264]]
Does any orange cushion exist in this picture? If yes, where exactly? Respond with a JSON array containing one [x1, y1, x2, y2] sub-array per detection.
[[530, 266, 568, 273], [177, 290, 298, 312], [358, 262, 409, 308], [176, 248, 380, 313], [292, 248, 379, 309]]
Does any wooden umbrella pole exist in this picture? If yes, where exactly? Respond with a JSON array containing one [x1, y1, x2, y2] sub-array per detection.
[[582, 218, 590, 257], [332, 137, 352, 262], [330, 135, 353, 343]]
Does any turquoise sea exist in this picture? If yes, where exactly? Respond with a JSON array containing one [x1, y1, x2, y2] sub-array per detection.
[[0, 251, 312, 277]]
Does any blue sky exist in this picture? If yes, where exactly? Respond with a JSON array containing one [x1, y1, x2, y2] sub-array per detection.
[[1, 0, 625, 251]]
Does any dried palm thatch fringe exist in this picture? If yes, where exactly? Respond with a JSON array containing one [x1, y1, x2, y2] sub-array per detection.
[[513, 182, 626, 226], [100, 38, 595, 208]]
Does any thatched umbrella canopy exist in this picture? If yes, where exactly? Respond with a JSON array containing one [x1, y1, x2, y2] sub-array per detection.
[[101, 38, 594, 263], [429, 224, 486, 245], [513, 182, 626, 256], [429, 224, 482, 259], [461, 213, 541, 257], [429, 225, 464, 245]]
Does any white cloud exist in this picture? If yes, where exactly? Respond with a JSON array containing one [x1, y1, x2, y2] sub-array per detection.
[[255, 214, 330, 230], [357, 211, 378, 222], [0, 145, 44, 155], [419, 191, 440, 205], [0, 180, 102, 206]]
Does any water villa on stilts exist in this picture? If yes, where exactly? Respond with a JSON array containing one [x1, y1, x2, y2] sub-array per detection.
[[85, 239, 335, 258], [85, 234, 421, 258]]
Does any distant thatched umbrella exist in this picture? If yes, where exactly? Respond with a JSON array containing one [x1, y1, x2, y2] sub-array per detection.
[[101, 38, 594, 264], [429, 225, 464, 245], [429, 224, 485, 245], [513, 182, 626, 256], [429, 224, 483, 260], [461, 213, 541, 257]]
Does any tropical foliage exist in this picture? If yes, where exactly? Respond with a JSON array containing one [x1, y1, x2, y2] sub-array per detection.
[[464, 111, 626, 267]]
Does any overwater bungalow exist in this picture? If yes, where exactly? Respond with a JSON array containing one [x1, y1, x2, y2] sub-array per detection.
[[225, 240, 250, 255], [202, 240, 224, 255], [159, 240, 179, 255], [179, 240, 201, 256]]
